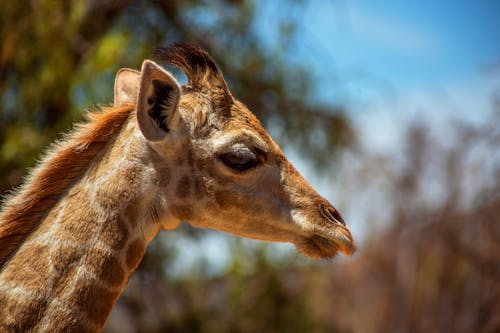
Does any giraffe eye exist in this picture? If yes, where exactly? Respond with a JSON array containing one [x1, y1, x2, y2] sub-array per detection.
[[218, 147, 262, 173]]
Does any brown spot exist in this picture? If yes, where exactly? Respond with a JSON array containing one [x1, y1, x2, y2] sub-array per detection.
[[156, 165, 171, 187], [193, 176, 205, 199], [170, 204, 194, 220], [72, 279, 118, 327], [214, 190, 238, 209], [84, 249, 125, 287], [123, 201, 141, 230], [194, 158, 207, 172], [176, 175, 192, 199], [99, 216, 129, 250], [51, 245, 83, 272], [125, 239, 146, 270], [187, 153, 194, 168], [0, 291, 48, 332], [2, 244, 51, 290], [175, 157, 186, 166]]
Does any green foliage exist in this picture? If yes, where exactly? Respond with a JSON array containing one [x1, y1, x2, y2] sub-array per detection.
[[0, 0, 353, 194], [3, 2, 497, 333], [0, 1, 354, 331]]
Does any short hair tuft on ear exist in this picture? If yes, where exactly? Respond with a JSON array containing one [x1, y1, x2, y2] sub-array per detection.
[[154, 43, 230, 96]]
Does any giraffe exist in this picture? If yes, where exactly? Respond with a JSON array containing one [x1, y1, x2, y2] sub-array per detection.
[[0, 44, 355, 332]]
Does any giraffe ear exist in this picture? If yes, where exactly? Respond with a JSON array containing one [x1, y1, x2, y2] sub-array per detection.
[[114, 68, 140, 107], [136, 60, 181, 142]]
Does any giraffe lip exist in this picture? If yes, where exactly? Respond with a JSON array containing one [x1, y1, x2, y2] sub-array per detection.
[[318, 224, 356, 255], [295, 225, 356, 259]]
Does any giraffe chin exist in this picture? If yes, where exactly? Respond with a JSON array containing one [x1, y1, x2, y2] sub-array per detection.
[[295, 229, 356, 259]]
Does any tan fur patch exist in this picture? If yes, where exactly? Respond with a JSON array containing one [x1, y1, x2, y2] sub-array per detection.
[[2, 244, 51, 290], [38, 311, 91, 333], [57, 195, 100, 244]]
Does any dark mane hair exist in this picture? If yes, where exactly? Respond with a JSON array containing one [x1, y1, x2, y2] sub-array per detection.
[[0, 105, 133, 268], [154, 43, 227, 91]]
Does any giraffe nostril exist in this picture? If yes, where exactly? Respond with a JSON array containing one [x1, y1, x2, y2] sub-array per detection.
[[320, 204, 346, 226]]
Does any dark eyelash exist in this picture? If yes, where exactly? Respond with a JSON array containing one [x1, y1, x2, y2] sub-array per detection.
[[218, 148, 265, 173], [218, 153, 259, 172]]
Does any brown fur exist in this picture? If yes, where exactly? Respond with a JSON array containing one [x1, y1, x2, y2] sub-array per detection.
[[170, 204, 194, 221], [1, 243, 51, 290], [125, 239, 146, 270], [0, 44, 355, 332], [0, 104, 133, 268], [72, 279, 119, 327], [99, 216, 129, 250], [155, 44, 223, 89], [176, 175, 192, 198], [83, 250, 125, 287], [155, 44, 232, 109], [0, 291, 48, 331]]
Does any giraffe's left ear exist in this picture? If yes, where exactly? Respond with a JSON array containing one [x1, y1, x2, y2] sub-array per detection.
[[136, 60, 181, 142], [114, 68, 140, 107]]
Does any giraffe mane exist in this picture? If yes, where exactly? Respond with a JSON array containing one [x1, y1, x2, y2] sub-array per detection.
[[0, 104, 134, 268], [154, 43, 226, 90]]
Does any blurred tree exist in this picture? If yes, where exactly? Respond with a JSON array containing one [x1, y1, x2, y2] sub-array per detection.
[[3, 1, 496, 333], [1, 1, 353, 332], [0, 0, 353, 195]]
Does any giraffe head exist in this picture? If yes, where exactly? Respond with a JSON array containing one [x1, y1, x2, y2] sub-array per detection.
[[114, 44, 355, 259]]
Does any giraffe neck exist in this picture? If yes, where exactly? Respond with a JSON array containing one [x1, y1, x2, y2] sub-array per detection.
[[0, 120, 167, 332]]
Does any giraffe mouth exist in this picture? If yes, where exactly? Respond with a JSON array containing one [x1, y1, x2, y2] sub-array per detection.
[[295, 225, 355, 259]]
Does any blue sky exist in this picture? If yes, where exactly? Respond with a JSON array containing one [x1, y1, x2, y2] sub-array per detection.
[[260, 0, 500, 150], [258, 1, 499, 114], [301, 0, 500, 85]]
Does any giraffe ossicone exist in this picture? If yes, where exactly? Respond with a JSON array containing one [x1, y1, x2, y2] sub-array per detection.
[[0, 44, 355, 332]]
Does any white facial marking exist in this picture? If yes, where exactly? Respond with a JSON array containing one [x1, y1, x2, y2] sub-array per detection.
[[291, 210, 309, 229]]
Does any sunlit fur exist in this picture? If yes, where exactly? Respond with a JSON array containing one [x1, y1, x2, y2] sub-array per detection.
[[0, 105, 133, 268], [0, 44, 354, 332]]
